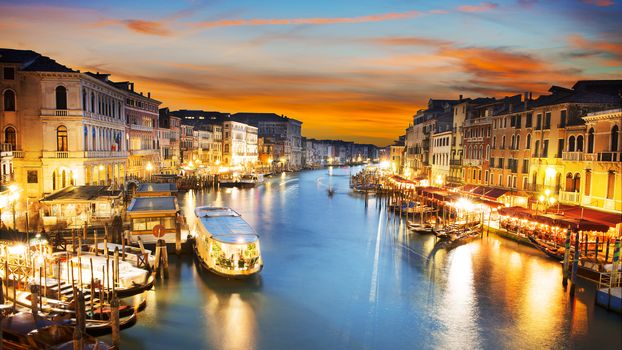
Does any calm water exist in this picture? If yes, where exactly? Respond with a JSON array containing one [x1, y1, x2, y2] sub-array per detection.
[[112, 168, 621, 350]]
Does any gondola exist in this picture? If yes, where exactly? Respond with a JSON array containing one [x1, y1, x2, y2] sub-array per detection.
[[527, 236, 565, 261]]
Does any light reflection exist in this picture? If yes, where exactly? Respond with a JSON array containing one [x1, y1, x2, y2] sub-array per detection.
[[203, 290, 257, 350]]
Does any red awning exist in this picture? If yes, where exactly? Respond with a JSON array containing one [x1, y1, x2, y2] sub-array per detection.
[[483, 188, 509, 200], [548, 204, 621, 229]]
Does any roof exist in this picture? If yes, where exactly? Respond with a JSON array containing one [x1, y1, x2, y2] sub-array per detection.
[[548, 204, 621, 229], [231, 112, 302, 126], [0, 48, 76, 73], [195, 207, 259, 244], [0, 312, 58, 337], [127, 196, 178, 213], [41, 186, 122, 202], [137, 183, 177, 193]]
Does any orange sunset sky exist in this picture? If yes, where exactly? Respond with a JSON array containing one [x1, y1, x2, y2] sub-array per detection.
[[1, 0, 621, 145]]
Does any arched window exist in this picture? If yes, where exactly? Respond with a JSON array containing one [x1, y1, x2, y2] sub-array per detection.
[[526, 133, 531, 149], [479, 145, 483, 159], [82, 90, 87, 110], [52, 171, 56, 190], [485, 145, 490, 159], [577, 135, 584, 152], [56, 125, 68, 151], [55, 86, 67, 110], [91, 92, 95, 112], [4, 127, 16, 149], [565, 173, 574, 192], [511, 135, 516, 150], [611, 125, 619, 152], [3, 90, 15, 111], [587, 128, 594, 153], [493, 136, 496, 148], [61, 170, 66, 188], [568, 136, 575, 152], [516, 135, 520, 150], [501, 136, 506, 149]]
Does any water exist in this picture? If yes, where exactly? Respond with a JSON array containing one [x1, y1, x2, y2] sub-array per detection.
[[113, 168, 621, 350]]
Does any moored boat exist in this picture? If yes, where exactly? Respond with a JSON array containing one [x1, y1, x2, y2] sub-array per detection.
[[193, 206, 263, 278], [528, 236, 566, 261]]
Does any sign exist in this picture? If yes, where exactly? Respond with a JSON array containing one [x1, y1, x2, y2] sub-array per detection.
[[152, 224, 166, 238]]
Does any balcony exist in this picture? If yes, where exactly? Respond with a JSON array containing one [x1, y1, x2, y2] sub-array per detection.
[[41, 109, 83, 117], [463, 159, 481, 166], [583, 195, 622, 212], [562, 151, 586, 161], [130, 149, 158, 156], [42, 150, 129, 159], [129, 124, 153, 132], [12, 151, 24, 158], [450, 159, 462, 166], [559, 191, 580, 204], [597, 152, 621, 162], [446, 176, 463, 184]]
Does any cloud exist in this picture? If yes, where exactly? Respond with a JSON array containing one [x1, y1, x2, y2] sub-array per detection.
[[582, 0, 614, 6], [567, 34, 622, 61], [123, 20, 172, 36], [457, 2, 499, 12], [193, 10, 422, 29], [369, 36, 453, 47]]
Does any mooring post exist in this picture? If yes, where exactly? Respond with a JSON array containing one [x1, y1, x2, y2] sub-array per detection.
[[562, 230, 571, 288], [570, 230, 580, 296], [111, 291, 121, 349]]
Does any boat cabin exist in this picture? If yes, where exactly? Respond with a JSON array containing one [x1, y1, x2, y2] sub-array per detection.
[[126, 196, 181, 244], [135, 183, 178, 197]]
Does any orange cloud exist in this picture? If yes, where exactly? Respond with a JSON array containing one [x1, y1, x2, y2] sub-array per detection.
[[567, 34, 622, 61], [194, 10, 422, 28], [457, 2, 499, 12], [582, 0, 614, 6], [123, 19, 171, 36]]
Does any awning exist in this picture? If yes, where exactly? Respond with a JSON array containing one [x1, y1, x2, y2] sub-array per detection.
[[483, 188, 509, 200], [549, 204, 621, 229], [499, 206, 613, 232], [461, 184, 478, 192]]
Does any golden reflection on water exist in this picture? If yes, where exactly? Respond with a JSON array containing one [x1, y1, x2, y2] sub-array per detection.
[[437, 245, 481, 349], [203, 291, 257, 350]]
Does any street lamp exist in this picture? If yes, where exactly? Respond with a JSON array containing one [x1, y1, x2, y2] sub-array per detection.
[[146, 162, 154, 181], [435, 175, 443, 187], [537, 190, 556, 215]]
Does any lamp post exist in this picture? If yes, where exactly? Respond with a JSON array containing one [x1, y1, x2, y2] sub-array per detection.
[[146, 162, 154, 181], [537, 189, 556, 215]]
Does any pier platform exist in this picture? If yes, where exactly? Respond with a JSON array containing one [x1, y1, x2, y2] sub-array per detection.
[[596, 287, 622, 313]]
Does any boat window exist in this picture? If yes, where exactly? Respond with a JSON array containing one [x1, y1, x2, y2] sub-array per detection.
[[163, 217, 176, 229], [133, 218, 147, 231]]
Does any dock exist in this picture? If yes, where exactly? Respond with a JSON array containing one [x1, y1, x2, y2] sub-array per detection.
[[596, 287, 622, 313]]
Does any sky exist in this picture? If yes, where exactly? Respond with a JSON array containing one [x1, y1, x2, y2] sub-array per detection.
[[1, 0, 621, 145]]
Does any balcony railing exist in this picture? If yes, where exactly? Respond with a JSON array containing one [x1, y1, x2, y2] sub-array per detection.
[[559, 190, 580, 204], [450, 159, 462, 166], [562, 151, 586, 161], [41, 109, 83, 117], [12, 151, 24, 158], [0, 143, 13, 152], [130, 149, 158, 156], [463, 159, 481, 166], [446, 176, 463, 184], [42, 150, 129, 159], [597, 152, 621, 162]]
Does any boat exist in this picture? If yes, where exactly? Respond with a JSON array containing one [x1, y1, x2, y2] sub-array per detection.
[[193, 206, 263, 278], [238, 174, 264, 188], [528, 236, 565, 261], [218, 173, 239, 187], [407, 222, 435, 234]]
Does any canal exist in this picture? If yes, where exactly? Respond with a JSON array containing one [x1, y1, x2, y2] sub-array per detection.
[[113, 168, 621, 349]]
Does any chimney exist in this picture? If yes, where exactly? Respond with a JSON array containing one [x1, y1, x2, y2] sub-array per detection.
[[140, 92, 143, 96], [148, 92, 151, 98], [529, 92, 532, 100], [130, 83, 134, 91], [459, 94, 463, 101], [523, 92, 528, 102]]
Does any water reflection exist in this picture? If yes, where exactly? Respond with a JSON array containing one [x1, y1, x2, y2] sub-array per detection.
[[118, 169, 621, 350]]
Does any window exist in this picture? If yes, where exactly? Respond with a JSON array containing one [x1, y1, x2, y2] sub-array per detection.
[[3, 90, 15, 111], [91, 92, 95, 112], [526, 113, 533, 128], [56, 125, 68, 151], [544, 112, 551, 129], [542, 139, 549, 157], [587, 128, 594, 153], [82, 90, 87, 110], [526, 134, 531, 149], [55, 86, 67, 109], [499, 158, 504, 169], [534, 140, 540, 157], [557, 139, 564, 158], [4, 127, 16, 148], [568, 136, 575, 152], [606, 171, 615, 199], [515, 115, 522, 129], [492, 136, 496, 149], [27, 170, 38, 183], [516, 135, 520, 150], [501, 136, 506, 149], [577, 135, 584, 152], [511, 135, 515, 149], [560, 110, 567, 128], [611, 125, 619, 152], [522, 159, 529, 174], [512, 176, 517, 188], [485, 170, 489, 182], [3, 67, 15, 80], [522, 176, 528, 190], [536, 114, 542, 130], [498, 174, 503, 186]]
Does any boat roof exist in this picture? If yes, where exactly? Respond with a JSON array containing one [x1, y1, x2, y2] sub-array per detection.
[[195, 206, 259, 244], [0, 312, 58, 336], [127, 196, 178, 213], [137, 183, 178, 193]]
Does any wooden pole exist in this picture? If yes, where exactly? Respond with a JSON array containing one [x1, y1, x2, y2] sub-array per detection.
[[562, 230, 571, 288], [570, 230, 580, 296], [121, 231, 126, 262], [605, 237, 610, 263], [111, 291, 121, 349], [94, 230, 98, 256], [72, 229, 76, 254], [90, 258, 95, 314]]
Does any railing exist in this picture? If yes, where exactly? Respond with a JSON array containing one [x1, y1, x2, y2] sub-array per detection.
[[582, 196, 622, 212], [84, 150, 128, 158], [559, 190, 580, 204], [130, 149, 158, 156], [42, 150, 129, 158], [584, 153, 597, 161], [562, 151, 586, 161], [0, 143, 13, 152], [597, 152, 621, 162], [40, 109, 83, 117], [450, 159, 462, 166], [463, 159, 481, 166], [12, 151, 24, 158], [42, 151, 69, 158], [446, 176, 463, 184], [129, 124, 153, 132]]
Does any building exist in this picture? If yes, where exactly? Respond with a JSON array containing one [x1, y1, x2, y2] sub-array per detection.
[[389, 136, 406, 174], [1, 50, 129, 203], [231, 113, 303, 171], [110, 80, 161, 180], [158, 108, 182, 175], [222, 120, 258, 169], [431, 130, 452, 186]]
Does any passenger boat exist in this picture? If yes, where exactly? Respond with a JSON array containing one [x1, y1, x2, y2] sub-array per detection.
[[218, 173, 239, 187], [193, 206, 263, 278], [239, 174, 264, 188], [407, 222, 435, 234]]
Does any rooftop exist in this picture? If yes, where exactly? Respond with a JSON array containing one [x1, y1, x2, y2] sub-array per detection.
[[0, 48, 75, 73], [41, 186, 122, 202], [127, 196, 178, 212], [137, 183, 178, 193]]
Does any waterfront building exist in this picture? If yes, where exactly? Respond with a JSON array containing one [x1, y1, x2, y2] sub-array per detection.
[[110, 80, 161, 180], [180, 124, 195, 164], [158, 108, 181, 175], [0, 50, 129, 204], [488, 81, 621, 210], [431, 130, 452, 186], [561, 108, 622, 213], [222, 120, 258, 169], [231, 113, 303, 170], [389, 139, 405, 174]]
